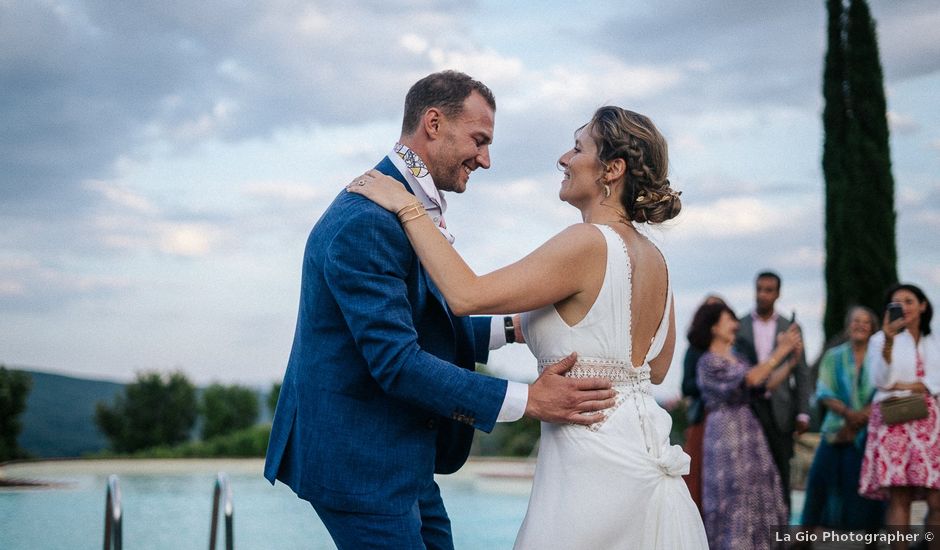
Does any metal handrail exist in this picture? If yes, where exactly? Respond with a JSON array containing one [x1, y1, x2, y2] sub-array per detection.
[[103, 474, 122, 550], [209, 472, 234, 550]]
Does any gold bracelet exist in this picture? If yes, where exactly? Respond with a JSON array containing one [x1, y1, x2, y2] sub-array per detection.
[[396, 201, 423, 217], [396, 204, 424, 222], [401, 210, 428, 224]]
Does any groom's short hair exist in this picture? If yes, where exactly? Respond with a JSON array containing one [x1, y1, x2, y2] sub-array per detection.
[[401, 70, 496, 136]]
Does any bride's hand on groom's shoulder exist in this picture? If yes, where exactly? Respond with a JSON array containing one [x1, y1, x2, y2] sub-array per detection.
[[525, 353, 616, 426], [346, 169, 414, 212]]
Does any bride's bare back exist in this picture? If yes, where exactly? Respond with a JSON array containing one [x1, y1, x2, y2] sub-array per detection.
[[553, 223, 674, 382]]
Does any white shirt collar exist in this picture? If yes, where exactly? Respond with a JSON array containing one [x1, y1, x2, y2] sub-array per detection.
[[389, 143, 454, 244]]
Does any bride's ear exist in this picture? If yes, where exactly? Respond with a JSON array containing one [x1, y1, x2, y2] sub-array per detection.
[[605, 158, 626, 181]]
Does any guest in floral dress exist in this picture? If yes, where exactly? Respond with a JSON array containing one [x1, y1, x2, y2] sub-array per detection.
[[860, 283, 940, 547], [692, 302, 802, 549], [801, 306, 885, 535], [682, 294, 728, 515]]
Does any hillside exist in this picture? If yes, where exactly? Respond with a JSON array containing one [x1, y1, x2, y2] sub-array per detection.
[[13, 369, 276, 458], [17, 370, 124, 458]]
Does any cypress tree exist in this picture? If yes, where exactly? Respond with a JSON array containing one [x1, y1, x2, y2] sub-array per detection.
[[822, 0, 849, 340], [822, 0, 897, 340]]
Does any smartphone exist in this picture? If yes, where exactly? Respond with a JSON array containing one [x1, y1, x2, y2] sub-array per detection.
[[789, 310, 796, 324], [887, 302, 904, 331]]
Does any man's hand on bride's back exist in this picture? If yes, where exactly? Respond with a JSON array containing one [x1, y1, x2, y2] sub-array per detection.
[[525, 353, 616, 425], [346, 169, 415, 212]]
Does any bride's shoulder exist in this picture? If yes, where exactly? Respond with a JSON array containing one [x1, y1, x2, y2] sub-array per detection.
[[532, 223, 606, 262], [549, 223, 607, 248], [555, 222, 606, 239]]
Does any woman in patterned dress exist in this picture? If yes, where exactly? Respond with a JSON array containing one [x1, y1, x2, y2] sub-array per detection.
[[691, 301, 802, 549], [801, 306, 885, 535], [682, 295, 728, 515], [859, 283, 940, 547]]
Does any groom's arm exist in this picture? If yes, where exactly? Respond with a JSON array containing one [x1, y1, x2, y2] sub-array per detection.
[[325, 199, 507, 432]]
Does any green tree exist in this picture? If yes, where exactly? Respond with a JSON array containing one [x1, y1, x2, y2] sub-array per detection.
[[267, 382, 281, 415], [822, 0, 897, 340], [95, 371, 197, 453], [200, 383, 260, 440], [475, 416, 541, 457], [0, 366, 33, 461]]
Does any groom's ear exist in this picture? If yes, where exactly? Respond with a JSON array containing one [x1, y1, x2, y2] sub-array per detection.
[[422, 107, 443, 139]]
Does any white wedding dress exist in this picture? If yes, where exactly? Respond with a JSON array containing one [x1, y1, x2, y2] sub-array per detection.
[[514, 224, 707, 549]]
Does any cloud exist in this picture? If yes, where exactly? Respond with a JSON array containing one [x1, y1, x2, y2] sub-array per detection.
[[2, 0, 938, 386], [84, 177, 229, 258], [676, 197, 796, 238], [156, 223, 223, 257], [0, 0, 472, 216], [870, 1, 940, 81], [888, 111, 921, 135], [0, 252, 130, 311], [242, 181, 324, 203], [84, 180, 159, 215]]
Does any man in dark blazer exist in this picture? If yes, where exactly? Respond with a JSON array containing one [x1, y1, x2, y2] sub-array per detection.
[[264, 71, 614, 549], [735, 271, 810, 512]]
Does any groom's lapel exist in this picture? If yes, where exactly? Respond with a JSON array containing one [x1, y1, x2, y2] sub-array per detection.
[[373, 157, 451, 314], [374, 156, 414, 194]]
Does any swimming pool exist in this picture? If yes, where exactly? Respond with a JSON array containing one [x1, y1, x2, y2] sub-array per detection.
[[0, 458, 534, 549]]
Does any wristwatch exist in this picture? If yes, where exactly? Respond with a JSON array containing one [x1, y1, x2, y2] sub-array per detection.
[[503, 316, 515, 344]]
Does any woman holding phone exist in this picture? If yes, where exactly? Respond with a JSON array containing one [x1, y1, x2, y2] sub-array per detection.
[[859, 283, 940, 547]]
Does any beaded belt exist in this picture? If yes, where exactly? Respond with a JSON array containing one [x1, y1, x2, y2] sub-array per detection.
[[537, 357, 651, 388], [537, 358, 651, 432]]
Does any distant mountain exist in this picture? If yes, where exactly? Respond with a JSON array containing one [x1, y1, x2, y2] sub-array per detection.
[[14, 369, 276, 458], [17, 370, 124, 458]]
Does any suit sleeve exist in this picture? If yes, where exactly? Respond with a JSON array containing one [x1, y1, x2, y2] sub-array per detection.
[[471, 316, 492, 365], [794, 327, 812, 416], [323, 201, 506, 432], [681, 347, 703, 398], [734, 316, 758, 365]]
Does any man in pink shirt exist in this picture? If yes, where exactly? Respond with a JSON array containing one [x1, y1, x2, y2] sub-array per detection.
[[735, 271, 810, 513]]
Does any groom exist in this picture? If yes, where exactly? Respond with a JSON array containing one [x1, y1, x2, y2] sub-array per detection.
[[264, 70, 615, 549]]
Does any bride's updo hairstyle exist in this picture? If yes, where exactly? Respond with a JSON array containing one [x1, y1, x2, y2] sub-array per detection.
[[589, 106, 681, 224]]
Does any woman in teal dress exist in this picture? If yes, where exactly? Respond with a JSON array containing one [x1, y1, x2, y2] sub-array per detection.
[[801, 306, 886, 532]]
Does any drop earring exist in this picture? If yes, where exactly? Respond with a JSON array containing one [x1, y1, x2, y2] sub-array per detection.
[[604, 183, 611, 198]]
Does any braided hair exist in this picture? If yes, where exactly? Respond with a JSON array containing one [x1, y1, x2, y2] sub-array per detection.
[[588, 106, 681, 224]]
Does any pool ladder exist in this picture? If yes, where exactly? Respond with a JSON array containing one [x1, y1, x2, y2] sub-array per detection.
[[103, 472, 234, 550]]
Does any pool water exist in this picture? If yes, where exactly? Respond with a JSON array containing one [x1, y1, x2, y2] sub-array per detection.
[[0, 459, 532, 549], [1, 458, 815, 548]]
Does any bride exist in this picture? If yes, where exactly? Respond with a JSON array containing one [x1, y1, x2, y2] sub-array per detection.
[[348, 106, 707, 548]]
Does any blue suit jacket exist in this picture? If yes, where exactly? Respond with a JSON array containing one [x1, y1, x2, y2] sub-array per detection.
[[264, 157, 508, 514]]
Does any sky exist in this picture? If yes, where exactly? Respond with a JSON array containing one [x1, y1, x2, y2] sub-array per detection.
[[2, 0, 940, 401]]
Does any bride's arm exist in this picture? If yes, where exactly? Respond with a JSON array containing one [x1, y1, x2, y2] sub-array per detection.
[[648, 301, 676, 384], [347, 171, 601, 316]]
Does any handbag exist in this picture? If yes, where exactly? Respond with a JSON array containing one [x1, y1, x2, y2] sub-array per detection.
[[880, 394, 928, 425]]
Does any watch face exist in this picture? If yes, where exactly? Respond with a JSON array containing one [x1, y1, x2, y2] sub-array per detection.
[[504, 317, 515, 342]]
